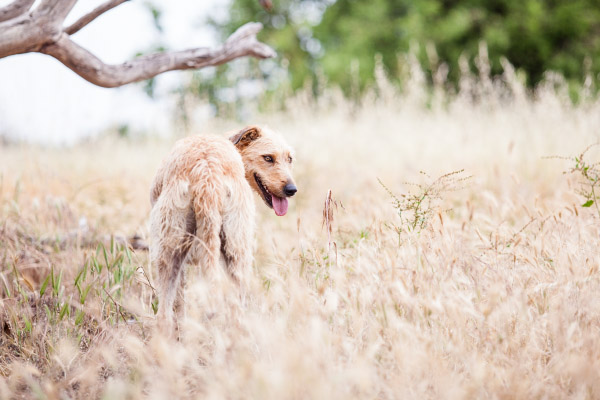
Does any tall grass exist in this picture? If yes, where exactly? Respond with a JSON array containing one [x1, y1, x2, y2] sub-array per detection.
[[1, 59, 600, 398]]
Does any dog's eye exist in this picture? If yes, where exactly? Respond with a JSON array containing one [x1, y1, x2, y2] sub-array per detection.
[[263, 155, 274, 163], [288, 156, 293, 163]]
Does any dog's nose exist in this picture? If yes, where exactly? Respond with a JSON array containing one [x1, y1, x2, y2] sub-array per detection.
[[283, 183, 297, 197]]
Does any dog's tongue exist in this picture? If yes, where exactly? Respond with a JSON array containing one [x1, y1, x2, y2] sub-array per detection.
[[272, 195, 288, 216]]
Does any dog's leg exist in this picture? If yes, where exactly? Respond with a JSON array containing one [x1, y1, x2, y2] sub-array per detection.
[[172, 265, 186, 336], [194, 212, 223, 277], [172, 208, 195, 336], [150, 182, 193, 337], [156, 244, 188, 335], [220, 182, 255, 294]]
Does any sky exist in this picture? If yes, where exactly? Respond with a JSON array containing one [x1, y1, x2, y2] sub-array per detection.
[[0, 0, 224, 145]]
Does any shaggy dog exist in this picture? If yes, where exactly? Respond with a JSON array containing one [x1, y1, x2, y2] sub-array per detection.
[[149, 126, 296, 332]]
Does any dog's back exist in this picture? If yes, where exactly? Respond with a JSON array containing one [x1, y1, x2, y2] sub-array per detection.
[[150, 134, 255, 333], [150, 135, 245, 206]]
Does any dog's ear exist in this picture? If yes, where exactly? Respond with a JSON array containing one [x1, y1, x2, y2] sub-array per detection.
[[230, 126, 262, 149]]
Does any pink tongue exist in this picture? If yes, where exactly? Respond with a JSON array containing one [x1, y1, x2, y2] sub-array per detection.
[[272, 195, 288, 216]]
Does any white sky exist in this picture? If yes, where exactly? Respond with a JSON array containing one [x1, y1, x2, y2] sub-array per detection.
[[0, 0, 224, 145]]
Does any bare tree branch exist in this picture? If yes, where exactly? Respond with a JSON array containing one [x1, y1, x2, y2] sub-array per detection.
[[0, 15, 46, 57], [40, 22, 276, 88], [65, 0, 128, 35], [0, 1, 276, 90], [0, 0, 35, 23], [0, 0, 77, 58], [34, 0, 78, 22]]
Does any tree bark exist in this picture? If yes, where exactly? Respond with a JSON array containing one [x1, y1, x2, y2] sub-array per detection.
[[0, 0, 35, 23], [0, 0, 276, 88], [65, 0, 129, 35], [41, 23, 275, 88]]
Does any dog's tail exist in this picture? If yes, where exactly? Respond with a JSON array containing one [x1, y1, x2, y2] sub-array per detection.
[[150, 169, 164, 207]]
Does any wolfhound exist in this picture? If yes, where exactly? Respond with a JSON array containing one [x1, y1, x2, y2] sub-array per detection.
[[149, 126, 297, 332]]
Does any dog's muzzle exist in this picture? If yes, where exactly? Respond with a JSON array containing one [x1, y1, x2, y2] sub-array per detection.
[[283, 183, 297, 197]]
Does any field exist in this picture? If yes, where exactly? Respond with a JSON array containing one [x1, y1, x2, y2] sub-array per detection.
[[1, 75, 600, 399]]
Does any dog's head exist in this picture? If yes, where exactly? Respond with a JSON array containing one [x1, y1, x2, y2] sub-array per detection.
[[230, 126, 297, 216]]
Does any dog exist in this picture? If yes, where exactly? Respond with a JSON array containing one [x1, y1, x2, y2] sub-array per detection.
[[149, 126, 296, 332]]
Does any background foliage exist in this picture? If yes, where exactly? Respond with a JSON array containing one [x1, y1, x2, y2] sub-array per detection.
[[202, 0, 600, 100]]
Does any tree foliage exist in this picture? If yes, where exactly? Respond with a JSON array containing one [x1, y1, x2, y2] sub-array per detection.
[[214, 0, 600, 93]]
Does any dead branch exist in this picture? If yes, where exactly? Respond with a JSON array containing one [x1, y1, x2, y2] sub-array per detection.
[[41, 23, 275, 87], [0, 0, 35, 23], [35, 0, 78, 22], [0, 0, 276, 88], [65, 0, 129, 35]]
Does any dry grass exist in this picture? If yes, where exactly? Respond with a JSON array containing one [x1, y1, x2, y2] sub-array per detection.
[[1, 70, 600, 399]]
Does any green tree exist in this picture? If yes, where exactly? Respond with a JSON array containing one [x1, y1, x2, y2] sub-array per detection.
[[213, 0, 600, 95]]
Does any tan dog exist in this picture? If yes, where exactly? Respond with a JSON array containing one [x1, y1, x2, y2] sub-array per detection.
[[149, 126, 296, 332]]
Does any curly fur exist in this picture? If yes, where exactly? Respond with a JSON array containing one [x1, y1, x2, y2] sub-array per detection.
[[150, 126, 295, 334]]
